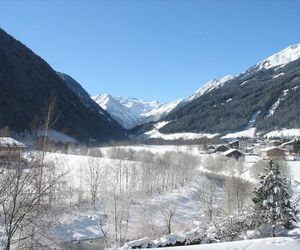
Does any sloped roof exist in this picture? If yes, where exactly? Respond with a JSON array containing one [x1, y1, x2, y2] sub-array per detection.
[[260, 146, 285, 152], [222, 148, 244, 156], [280, 140, 295, 147], [0, 137, 26, 148]]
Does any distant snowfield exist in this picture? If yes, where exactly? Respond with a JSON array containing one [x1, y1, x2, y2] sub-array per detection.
[[158, 237, 300, 250], [142, 121, 219, 140], [265, 129, 300, 139], [222, 127, 256, 139], [145, 129, 219, 140]]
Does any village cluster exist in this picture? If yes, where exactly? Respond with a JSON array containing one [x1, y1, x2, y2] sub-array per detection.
[[206, 137, 299, 161]]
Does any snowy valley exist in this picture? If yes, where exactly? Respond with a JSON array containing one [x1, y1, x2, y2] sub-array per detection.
[[1, 5, 300, 250]]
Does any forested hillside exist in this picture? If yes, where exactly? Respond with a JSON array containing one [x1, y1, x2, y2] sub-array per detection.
[[0, 28, 126, 142], [160, 57, 300, 135]]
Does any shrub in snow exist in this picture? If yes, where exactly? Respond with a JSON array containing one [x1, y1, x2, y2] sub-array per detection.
[[252, 160, 298, 237], [121, 238, 156, 249]]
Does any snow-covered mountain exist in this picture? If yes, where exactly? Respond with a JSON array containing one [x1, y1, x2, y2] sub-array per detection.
[[93, 94, 143, 129], [158, 44, 300, 136], [93, 75, 234, 129], [256, 43, 300, 70], [93, 43, 300, 134]]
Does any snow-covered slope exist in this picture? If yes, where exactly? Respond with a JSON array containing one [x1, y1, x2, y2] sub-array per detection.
[[115, 96, 161, 115], [257, 43, 300, 70], [93, 94, 142, 129], [93, 76, 234, 129], [188, 75, 234, 101], [156, 237, 300, 250], [94, 43, 300, 132]]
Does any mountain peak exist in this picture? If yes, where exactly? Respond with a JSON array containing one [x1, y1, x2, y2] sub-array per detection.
[[257, 43, 300, 70], [191, 75, 234, 99]]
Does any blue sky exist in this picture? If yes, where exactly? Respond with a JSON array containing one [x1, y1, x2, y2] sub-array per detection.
[[1, 0, 300, 102]]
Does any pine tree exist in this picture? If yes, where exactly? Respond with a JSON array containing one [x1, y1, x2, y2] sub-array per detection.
[[252, 160, 298, 237]]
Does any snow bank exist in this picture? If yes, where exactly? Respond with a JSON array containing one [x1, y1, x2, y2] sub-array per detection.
[[0, 137, 26, 147], [37, 129, 76, 143], [157, 237, 300, 250], [222, 128, 256, 139], [265, 129, 300, 139], [144, 129, 218, 140], [54, 212, 105, 241]]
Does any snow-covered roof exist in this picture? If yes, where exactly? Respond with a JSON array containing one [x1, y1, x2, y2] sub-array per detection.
[[280, 140, 295, 147], [222, 148, 244, 156], [0, 137, 26, 148], [260, 146, 285, 152]]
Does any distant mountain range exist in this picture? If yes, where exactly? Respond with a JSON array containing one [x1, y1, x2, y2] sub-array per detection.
[[0, 28, 126, 142], [94, 44, 300, 139], [1, 26, 299, 142], [93, 75, 234, 129]]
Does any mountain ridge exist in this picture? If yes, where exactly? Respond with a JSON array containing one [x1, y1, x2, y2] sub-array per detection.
[[93, 43, 300, 138], [0, 27, 127, 142]]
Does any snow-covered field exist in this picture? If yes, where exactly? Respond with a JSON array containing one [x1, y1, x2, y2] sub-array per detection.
[[265, 129, 300, 139], [38, 145, 300, 249]]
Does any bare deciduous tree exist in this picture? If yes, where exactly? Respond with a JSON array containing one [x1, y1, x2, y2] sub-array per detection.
[[85, 157, 105, 209], [0, 152, 65, 250]]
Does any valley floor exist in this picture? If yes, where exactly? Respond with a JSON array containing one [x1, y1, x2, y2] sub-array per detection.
[[37, 145, 300, 249]]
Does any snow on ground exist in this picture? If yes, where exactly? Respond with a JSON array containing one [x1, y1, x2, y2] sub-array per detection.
[[157, 237, 300, 250], [154, 121, 171, 130], [265, 89, 289, 118], [100, 145, 201, 156], [37, 129, 77, 143], [44, 152, 143, 190], [222, 111, 260, 139], [265, 129, 300, 139], [0, 137, 26, 147], [127, 174, 213, 238], [272, 72, 285, 79], [222, 128, 256, 139], [54, 211, 104, 241], [144, 128, 218, 140], [38, 146, 300, 248], [288, 157, 300, 182]]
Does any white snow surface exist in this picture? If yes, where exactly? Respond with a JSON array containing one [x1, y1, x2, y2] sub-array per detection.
[[266, 89, 289, 118], [265, 129, 300, 139], [92, 94, 142, 129], [144, 125, 219, 140], [0, 137, 26, 147], [157, 237, 300, 250], [222, 111, 260, 139], [37, 129, 76, 143], [257, 43, 300, 70], [36, 145, 300, 248]]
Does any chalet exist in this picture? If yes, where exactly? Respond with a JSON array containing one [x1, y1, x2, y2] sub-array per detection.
[[268, 140, 282, 147], [260, 147, 285, 160], [228, 140, 239, 150], [245, 144, 261, 155], [216, 145, 230, 153], [280, 140, 296, 153], [0, 137, 26, 163], [222, 149, 244, 160]]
